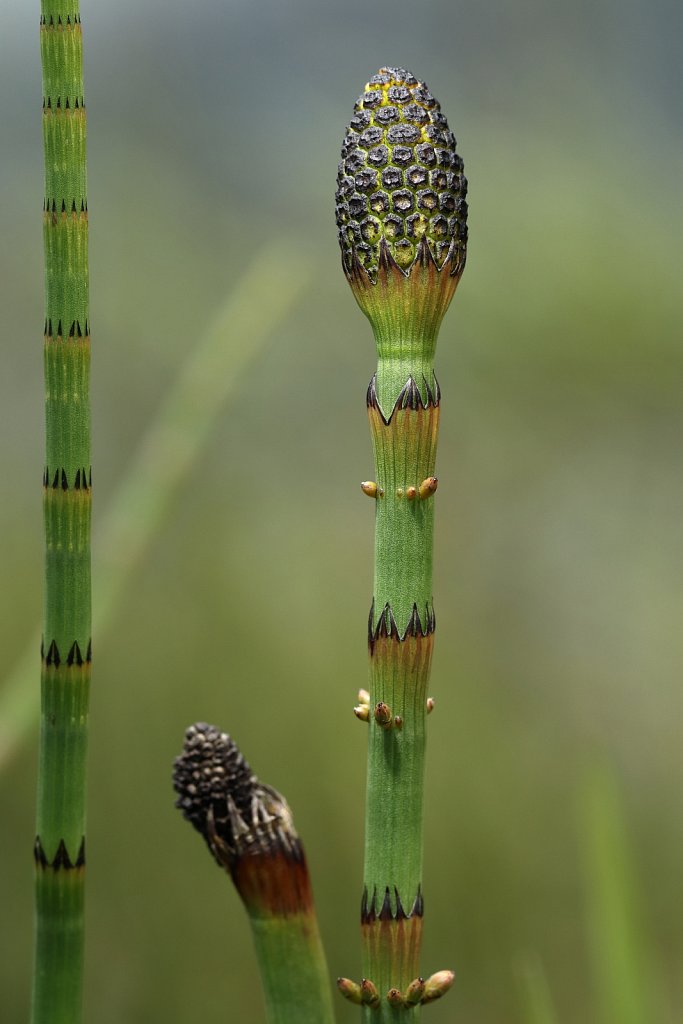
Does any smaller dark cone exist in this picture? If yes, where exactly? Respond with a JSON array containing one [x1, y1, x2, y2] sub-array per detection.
[[172, 722, 298, 869]]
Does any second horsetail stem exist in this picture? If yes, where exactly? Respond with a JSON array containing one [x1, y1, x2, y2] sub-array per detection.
[[336, 66, 467, 1018], [173, 724, 335, 1024], [32, 5, 91, 1023]]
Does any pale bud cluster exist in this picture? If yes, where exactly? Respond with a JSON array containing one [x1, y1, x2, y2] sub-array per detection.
[[337, 969, 454, 1007]]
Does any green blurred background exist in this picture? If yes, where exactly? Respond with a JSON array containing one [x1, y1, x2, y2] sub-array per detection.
[[1, 0, 681, 1020]]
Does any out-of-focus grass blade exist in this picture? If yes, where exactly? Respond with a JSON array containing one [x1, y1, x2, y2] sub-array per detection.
[[516, 954, 560, 1024], [578, 763, 656, 1024], [0, 240, 312, 770]]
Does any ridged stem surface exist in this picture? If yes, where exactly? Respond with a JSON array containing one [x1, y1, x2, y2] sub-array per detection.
[[362, 344, 439, 1022], [233, 847, 336, 1024], [32, 4, 91, 1022], [250, 903, 336, 1022]]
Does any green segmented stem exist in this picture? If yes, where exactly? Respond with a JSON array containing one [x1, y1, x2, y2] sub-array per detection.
[[337, 67, 467, 1018], [32, 5, 91, 1023], [361, 335, 440, 1024], [0, 241, 311, 773]]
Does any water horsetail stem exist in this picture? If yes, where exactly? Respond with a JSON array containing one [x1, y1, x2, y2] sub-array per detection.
[[336, 67, 467, 1018], [32, 5, 91, 1023], [173, 724, 336, 1024]]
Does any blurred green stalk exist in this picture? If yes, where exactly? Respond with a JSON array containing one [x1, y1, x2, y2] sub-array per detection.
[[579, 765, 658, 1024], [0, 242, 311, 771], [32, 4, 91, 1020], [517, 956, 560, 1024]]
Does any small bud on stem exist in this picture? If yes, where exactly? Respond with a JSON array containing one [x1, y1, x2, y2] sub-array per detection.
[[421, 969, 455, 1004], [374, 701, 393, 728], [404, 976, 426, 1005], [360, 978, 381, 1007], [387, 987, 404, 1006], [418, 476, 438, 500], [337, 977, 363, 1004]]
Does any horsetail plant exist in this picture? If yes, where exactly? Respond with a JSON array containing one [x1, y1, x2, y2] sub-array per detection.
[[173, 724, 335, 1024], [32, 3, 91, 1022], [171, 64, 466, 1022], [335, 67, 467, 1017]]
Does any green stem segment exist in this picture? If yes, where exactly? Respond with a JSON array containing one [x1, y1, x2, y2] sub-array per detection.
[[33, 5, 91, 1023], [231, 842, 335, 1023], [240, 860, 335, 1024], [361, 322, 440, 1023]]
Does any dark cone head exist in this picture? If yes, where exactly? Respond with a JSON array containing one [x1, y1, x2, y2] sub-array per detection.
[[336, 67, 468, 281], [172, 722, 298, 869]]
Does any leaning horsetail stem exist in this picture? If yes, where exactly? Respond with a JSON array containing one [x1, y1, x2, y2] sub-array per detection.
[[336, 67, 467, 1017], [173, 725, 335, 1024], [32, 4, 91, 1023]]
